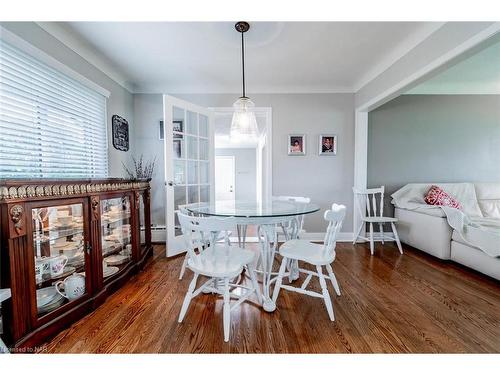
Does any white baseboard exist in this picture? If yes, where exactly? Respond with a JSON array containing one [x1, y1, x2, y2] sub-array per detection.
[[148, 228, 395, 245]]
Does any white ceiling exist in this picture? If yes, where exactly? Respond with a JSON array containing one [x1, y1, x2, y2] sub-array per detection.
[[406, 37, 500, 95], [39, 22, 443, 93]]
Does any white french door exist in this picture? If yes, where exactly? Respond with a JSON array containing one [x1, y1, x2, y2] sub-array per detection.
[[163, 95, 214, 257]]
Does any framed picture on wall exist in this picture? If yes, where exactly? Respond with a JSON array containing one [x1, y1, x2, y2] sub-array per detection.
[[319, 134, 337, 155], [288, 134, 306, 155]]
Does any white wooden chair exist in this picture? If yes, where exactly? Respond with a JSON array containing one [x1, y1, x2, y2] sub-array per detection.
[[177, 212, 262, 342], [352, 186, 403, 255], [177, 205, 230, 280], [272, 204, 346, 321], [273, 196, 311, 281]]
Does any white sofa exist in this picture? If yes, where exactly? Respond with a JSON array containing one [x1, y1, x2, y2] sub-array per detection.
[[392, 183, 500, 280]]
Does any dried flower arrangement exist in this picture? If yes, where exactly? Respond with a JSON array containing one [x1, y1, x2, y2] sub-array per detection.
[[122, 154, 156, 180]]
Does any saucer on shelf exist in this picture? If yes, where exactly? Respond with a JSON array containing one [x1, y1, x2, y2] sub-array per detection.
[[103, 266, 119, 278]]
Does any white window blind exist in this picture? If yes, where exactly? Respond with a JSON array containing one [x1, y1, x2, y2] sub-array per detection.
[[0, 40, 108, 179]]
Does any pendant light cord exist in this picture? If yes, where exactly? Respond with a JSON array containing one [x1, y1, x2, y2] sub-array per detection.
[[241, 31, 246, 98]]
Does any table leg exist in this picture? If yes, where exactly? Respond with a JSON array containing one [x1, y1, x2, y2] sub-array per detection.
[[258, 224, 278, 312]]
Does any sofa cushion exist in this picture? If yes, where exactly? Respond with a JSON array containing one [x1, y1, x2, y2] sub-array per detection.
[[424, 185, 462, 209], [474, 182, 500, 218]]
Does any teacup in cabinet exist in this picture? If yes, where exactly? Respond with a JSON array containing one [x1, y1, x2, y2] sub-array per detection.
[[55, 273, 85, 301]]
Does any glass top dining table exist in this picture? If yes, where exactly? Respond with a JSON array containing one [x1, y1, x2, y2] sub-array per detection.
[[184, 199, 320, 312], [184, 199, 320, 218]]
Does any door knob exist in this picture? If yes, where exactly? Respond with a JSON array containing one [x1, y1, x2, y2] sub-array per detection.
[[167, 181, 174, 186]]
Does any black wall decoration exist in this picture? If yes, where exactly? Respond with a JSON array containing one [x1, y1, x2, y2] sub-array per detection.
[[112, 115, 129, 151]]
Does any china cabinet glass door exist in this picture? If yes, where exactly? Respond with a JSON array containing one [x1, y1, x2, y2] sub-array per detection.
[[164, 95, 214, 257], [32, 202, 88, 318], [100, 196, 132, 281]]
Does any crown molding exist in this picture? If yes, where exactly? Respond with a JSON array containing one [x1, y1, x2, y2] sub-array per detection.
[[133, 83, 355, 94], [353, 22, 446, 92], [36, 22, 134, 93]]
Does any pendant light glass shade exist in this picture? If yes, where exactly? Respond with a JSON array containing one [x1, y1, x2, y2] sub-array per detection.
[[230, 96, 259, 141]]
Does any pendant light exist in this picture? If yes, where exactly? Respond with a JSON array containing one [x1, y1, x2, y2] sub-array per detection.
[[230, 21, 259, 142]]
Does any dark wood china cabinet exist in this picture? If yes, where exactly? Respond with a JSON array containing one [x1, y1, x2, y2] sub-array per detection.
[[0, 179, 152, 350]]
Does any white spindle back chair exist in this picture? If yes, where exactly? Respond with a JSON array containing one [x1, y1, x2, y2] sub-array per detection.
[[178, 204, 231, 280], [352, 186, 403, 255], [273, 196, 312, 282], [272, 204, 346, 321], [177, 212, 261, 342]]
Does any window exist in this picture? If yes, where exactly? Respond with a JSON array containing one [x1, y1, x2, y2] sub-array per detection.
[[0, 40, 108, 178]]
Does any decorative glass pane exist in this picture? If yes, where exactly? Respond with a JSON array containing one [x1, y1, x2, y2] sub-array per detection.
[[188, 186, 199, 203], [200, 185, 210, 203], [186, 136, 198, 160], [101, 197, 132, 283], [187, 161, 198, 184], [199, 161, 209, 184], [32, 203, 86, 317], [199, 114, 208, 137], [174, 160, 186, 184], [174, 186, 186, 210], [199, 138, 209, 161], [187, 111, 198, 135]]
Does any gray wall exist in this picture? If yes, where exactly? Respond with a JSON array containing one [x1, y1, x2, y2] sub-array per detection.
[[215, 148, 257, 202], [0, 22, 134, 177], [133, 94, 165, 225], [368, 94, 500, 215], [139, 93, 355, 232]]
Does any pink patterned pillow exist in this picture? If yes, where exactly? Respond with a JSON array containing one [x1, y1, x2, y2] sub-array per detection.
[[424, 185, 462, 209]]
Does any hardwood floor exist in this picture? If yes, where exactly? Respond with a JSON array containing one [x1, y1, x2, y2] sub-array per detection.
[[43, 243, 500, 353]]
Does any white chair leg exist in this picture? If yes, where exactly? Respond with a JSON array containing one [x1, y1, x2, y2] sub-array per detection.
[[248, 264, 263, 305], [325, 264, 341, 296], [316, 265, 335, 321], [391, 222, 403, 254], [223, 277, 231, 342], [379, 223, 384, 244], [272, 257, 288, 303], [178, 254, 188, 280], [369, 222, 375, 255], [178, 273, 199, 323], [353, 223, 363, 244]]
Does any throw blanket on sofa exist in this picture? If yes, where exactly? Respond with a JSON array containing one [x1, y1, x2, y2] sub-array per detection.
[[441, 206, 500, 258], [392, 183, 500, 258]]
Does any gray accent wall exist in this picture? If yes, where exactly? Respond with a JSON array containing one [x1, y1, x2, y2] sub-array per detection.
[[133, 94, 165, 226], [0, 22, 134, 177], [136, 93, 355, 232], [368, 94, 500, 215]]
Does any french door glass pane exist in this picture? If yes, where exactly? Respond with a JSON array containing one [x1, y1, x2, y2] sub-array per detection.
[[199, 114, 208, 137], [200, 185, 210, 203], [173, 106, 185, 133], [174, 186, 186, 210], [173, 137, 185, 159], [186, 136, 198, 160], [199, 138, 209, 160], [188, 186, 199, 203], [186, 111, 198, 135], [199, 161, 209, 184], [174, 160, 185, 184], [187, 161, 198, 184]]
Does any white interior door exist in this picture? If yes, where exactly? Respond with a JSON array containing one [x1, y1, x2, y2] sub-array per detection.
[[215, 156, 235, 201], [164, 95, 214, 257]]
